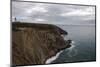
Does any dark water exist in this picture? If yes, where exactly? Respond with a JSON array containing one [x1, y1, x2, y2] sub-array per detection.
[[51, 25, 96, 63]]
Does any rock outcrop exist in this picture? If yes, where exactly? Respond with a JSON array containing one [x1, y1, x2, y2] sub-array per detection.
[[12, 22, 71, 66]]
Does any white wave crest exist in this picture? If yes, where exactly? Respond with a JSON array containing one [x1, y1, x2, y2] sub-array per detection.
[[45, 41, 76, 64], [45, 50, 63, 64], [65, 41, 78, 57]]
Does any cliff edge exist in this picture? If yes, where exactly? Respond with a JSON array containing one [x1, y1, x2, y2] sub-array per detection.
[[12, 22, 71, 66]]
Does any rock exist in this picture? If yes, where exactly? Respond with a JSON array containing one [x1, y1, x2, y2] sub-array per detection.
[[12, 22, 72, 66]]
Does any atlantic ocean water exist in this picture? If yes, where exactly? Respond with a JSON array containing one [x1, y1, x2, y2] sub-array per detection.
[[50, 25, 96, 64]]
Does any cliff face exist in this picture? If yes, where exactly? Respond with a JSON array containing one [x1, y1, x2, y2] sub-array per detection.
[[12, 22, 71, 66]]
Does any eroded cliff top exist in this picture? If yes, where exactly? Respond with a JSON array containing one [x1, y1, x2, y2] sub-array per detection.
[[12, 22, 68, 35]]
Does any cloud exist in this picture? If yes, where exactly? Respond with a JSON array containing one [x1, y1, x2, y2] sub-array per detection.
[[26, 3, 48, 14], [61, 8, 91, 16], [60, 7, 95, 20], [26, 6, 47, 13], [12, 1, 95, 25], [34, 18, 47, 22]]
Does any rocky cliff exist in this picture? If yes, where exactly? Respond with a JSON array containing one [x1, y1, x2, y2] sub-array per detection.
[[12, 22, 72, 66]]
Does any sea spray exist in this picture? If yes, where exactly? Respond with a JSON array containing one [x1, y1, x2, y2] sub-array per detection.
[[65, 41, 78, 57], [45, 41, 74, 64], [45, 50, 63, 64], [61, 33, 78, 58], [45, 32, 74, 64]]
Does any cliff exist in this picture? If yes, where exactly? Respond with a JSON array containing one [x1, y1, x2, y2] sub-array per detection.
[[12, 22, 72, 66]]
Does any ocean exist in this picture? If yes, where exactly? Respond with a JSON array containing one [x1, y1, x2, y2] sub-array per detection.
[[47, 25, 96, 64]]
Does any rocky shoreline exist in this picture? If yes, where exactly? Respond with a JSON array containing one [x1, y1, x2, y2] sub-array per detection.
[[12, 22, 72, 66]]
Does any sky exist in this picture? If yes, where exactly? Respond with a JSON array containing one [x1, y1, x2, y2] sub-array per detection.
[[12, 0, 95, 25]]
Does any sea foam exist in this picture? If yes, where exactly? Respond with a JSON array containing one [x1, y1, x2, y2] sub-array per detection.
[[45, 50, 63, 64], [45, 41, 74, 64], [45, 33, 75, 64], [65, 41, 78, 57]]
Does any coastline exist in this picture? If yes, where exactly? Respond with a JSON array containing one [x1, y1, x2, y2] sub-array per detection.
[[45, 50, 63, 64], [12, 22, 72, 65], [45, 41, 74, 64]]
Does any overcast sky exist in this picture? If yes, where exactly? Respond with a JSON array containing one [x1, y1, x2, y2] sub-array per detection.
[[12, 0, 95, 25]]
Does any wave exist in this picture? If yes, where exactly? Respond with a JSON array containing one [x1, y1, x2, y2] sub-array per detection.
[[65, 41, 78, 57], [45, 50, 63, 64], [67, 41, 75, 50], [45, 40, 75, 64]]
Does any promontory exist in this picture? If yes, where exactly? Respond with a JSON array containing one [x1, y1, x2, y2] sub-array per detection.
[[12, 22, 72, 66]]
